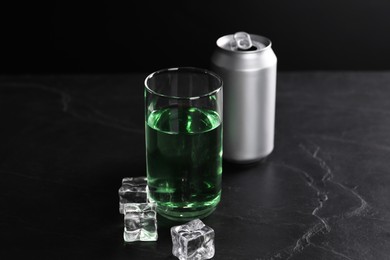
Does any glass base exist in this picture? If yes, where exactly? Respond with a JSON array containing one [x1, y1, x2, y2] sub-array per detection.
[[157, 205, 218, 222], [154, 195, 221, 221]]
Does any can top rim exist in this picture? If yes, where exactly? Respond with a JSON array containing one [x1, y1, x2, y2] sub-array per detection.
[[216, 34, 272, 53]]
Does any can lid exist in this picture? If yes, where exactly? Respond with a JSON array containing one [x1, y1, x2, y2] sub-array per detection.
[[232, 32, 253, 50], [216, 32, 270, 52]]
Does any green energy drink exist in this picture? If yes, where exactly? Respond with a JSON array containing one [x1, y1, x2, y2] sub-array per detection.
[[146, 106, 222, 220]]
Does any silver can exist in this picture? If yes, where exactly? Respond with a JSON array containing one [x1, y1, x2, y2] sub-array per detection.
[[211, 32, 277, 163]]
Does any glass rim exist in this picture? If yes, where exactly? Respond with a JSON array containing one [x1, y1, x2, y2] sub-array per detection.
[[144, 67, 223, 100]]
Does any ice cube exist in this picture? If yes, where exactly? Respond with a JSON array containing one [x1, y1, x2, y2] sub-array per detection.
[[119, 177, 147, 214], [171, 219, 215, 260], [123, 202, 158, 242]]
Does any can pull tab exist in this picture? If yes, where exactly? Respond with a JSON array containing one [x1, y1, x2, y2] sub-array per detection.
[[233, 32, 253, 50]]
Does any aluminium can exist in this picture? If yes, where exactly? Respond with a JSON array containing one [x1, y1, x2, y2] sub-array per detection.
[[211, 32, 277, 163]]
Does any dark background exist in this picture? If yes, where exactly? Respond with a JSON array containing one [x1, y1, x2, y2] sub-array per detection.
[[2, 1, 390, 74]]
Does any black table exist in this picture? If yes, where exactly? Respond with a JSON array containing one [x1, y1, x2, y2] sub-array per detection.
[[1, 72, 389, 259]]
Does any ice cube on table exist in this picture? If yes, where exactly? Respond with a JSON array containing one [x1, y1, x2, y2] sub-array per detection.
[[171, 219, 215, 260], [118, 177, 147, 214], [123, 202, 158, 242]]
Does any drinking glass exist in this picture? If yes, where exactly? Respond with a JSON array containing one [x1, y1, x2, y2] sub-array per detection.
[[144, 67, 223, 221]]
